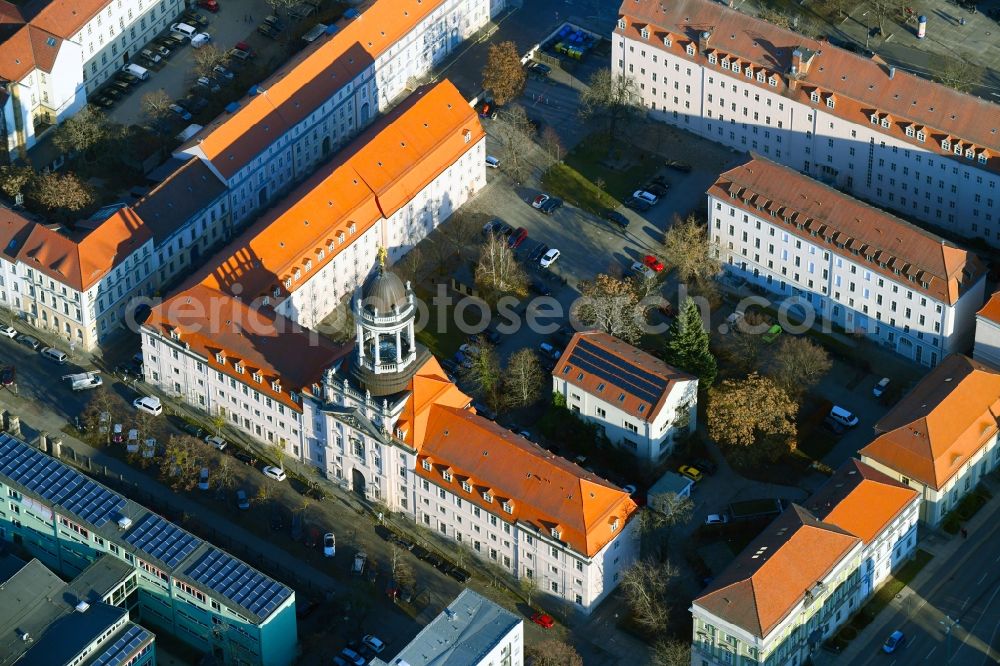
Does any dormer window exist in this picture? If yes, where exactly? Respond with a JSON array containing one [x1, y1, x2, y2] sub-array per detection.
[[284, 278, 292, 289], [262, 296, 270, 306], [293, 269, 302, 281], [979, 153, 989, 165], [422, 459, 432, 471], [732, 63, 740, 74], [551, 527, 562, 540], [916, 131, 926, 142], [941, 139, 951, 151], [640, 27, 649, 39], [870, 113, 880, 125], [617, 18, 625, 29], [966, 148, 975, 159], [756, 72, 765, 83], [954, 143, 963, 155], [685, 44, 695, 56], [252, 372, 262, 383], [463, 129, 471, 143], [721, 58, 730, 69], [290, 391, 299, 403], [272, 286, 281, 298], [271, 380, 281, 393], [461, 480, 472, 492], [707, 53, 717, 64], [482, 491, 493, 503], [825, 96, 835, 109], [768, 76, 778, 87], [905, 126, 915, 137], [317, 249, 325, 260], [215, 352, 225, 364], [880, 117, 890, 128], [304, 259, 312, 272], [442, 469, 452, 482], [611, 519, 620, 532], [663, 36, 671, 47], [744, 67, 753, 79], [502, 500, 513, 514]]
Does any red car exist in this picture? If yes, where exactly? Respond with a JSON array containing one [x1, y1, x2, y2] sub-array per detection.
[[509, 227, 528, 249], [235, 41, 253, 53], [643, 254, 665, 272], [197, 0, 220, 11], [531, 612, 555, 629]]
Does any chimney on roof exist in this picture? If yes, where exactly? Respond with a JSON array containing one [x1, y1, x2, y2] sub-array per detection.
[[889, 65, 896, 79], [698, 30, 711, 52], [790, 47, 816, 77]]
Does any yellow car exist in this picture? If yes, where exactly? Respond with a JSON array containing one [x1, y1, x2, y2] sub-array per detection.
[[679, 465, 703, 483]]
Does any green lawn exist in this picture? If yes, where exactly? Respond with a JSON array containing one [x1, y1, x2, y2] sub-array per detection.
[[541, 132, 663, 212], [413, 285, 469, 358], [858, 549, 933, 624]]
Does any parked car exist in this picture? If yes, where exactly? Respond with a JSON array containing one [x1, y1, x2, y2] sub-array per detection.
[[691, 457, 718, 475], [539, 197, 563, 215], [0, 325, 17, 338], [152, 44, 172, 58], [0, 366, 15, 387], [109, 79, 131, 92], [625, 196, 652, 212], [182, 11, 209, 27], [446, 567, 471, 583], [645, 182, 669, 197], [531, 194, 550, 209], [882, 630, 905, 654], [538, 341, 561, 361], [92, 95, 115, 108], [829, 405, 859, 427], [323, 532, 336, 557], [257, 22, 281, 38], [601, 208, 629, 228], [762, 324, 783, 343], [485, 155, 500, 169], [140, 48, 162, 64], [363, 635, 386, 654], [873, 377, 891, 397], [508, 227, 528, 249], [132, 396, 163, 416], [195, 76, 221, 93], [705, 513, 729, 525], [169, 104, 192, 121], [236, 489, 250, 510], [821, 415, 847, 436], [234, 451, 256, 466], [262, 466, 287, 482], [664, 159, 692, 172], [539, 248, 560, 268], [529, 279, 551, 296], [352, 551, 367, 575], [643, 255, 665, 272], [531, 612, 555, 629], [198, 468, 210, 491], [191, 32, 212, 48], [212, 64, 234, 80], [678, 465, 703, 482], [115, 71, 139, 85], [204, 434, 227, 451], [527, 61, 551, 78], [229, 46, 254, 60], [264, 15, 286, 30], [633, 189, 659, 205], [182, 95, 208, 112], [196, 0, 219, 14]]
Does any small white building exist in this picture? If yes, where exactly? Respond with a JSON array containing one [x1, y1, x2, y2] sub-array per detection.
[[552, 331, 698, 460], [691, 460, 918, 666], [372, 589, 522, 666], [859, 354, 1000, 527], [972, 291, 1000, 369], [708, 156, 986, 367]]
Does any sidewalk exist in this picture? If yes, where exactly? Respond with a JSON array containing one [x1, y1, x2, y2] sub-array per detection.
[[813, 474, 1000, 664]]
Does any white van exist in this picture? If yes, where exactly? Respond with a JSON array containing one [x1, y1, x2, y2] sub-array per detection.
[[170, 22, 197, 40], [122, 63, 149, 80], [829, 405, 859, 427], [40, 347, 67, 364]]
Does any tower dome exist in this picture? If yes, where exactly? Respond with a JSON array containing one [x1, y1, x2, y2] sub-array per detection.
[[360, 266, 407, 314]]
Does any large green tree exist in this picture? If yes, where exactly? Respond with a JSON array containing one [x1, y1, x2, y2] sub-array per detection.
[[663, 298, 717, 387]]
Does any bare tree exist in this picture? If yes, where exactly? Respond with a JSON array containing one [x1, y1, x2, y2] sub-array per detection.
[[504, 348, 544, 408], [438, 211, 482, 262], [640, 492, 693, 557], [574, 274, 647, 344], [621, 559, 678, 634], [463, 341, 504, 411], [520, 575, 538, 607], [395, 247, 423, 286], [579, 68, 642, 143], [524, 641, 584, 666], [481, 41, 526, 106], [192, 45, 228, 78], [27, 171, 93, 213], [869, 0, 908, 35], [540, 125, 564, 162], [933, 56, 984, 94], [718, 311, 769, 374], [390, 546, 415, 589], [765, 336, 832, 403], [661, 214, 721, 287], [141, 89, 173, 122], [51, 106, 111, 155], [216, 456, 236, 491], [0, 165, 33, 199], [757, 7, 792, 29], [265, 0, 299, 17], [255, 479, 275, 507], [493, 104, 536, 183], [81, 387, 119, 443], [651, 639, 692, 666], [159, 435, 202, 491], [475, 232, 528, 302]]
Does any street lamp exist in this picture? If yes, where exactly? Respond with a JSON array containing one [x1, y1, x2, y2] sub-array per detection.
[[940, 615, 959, 659]]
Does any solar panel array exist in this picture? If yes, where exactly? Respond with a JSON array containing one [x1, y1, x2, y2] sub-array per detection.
[[124, 513, 203, 568], [184, 547, 292, 619], [89, 624, 152, 666], [570, 339, 670, 405], [0, 433, 126, 527]]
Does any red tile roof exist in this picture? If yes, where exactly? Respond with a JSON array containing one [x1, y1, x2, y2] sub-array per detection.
[[860, 354, 1000, 490], [711, 156, 984, 304], [806, 460, 918, 545], [394, 355, 472, 450], [18, 208, 151, 292], [694, 505, 860, 638], [618, 0, 1000, 170], [186, 0, 449, 179], [144, 284, 350, 411], [0, 23, 62, 81], [416, 405, 638, 558], [0, 206, 35, 261], [977, 290, 1000, 325], [22, 0, 110, 39], [186, 81, 481, 303], [554, 331, 694, 423]]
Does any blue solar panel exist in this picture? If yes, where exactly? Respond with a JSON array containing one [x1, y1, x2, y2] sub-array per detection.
[[568, 340, 668, 405], [0, 434, 126, 527], [184, 547, 292, 619], [89, 624, 152, 666], [124, 513, 202, 569]]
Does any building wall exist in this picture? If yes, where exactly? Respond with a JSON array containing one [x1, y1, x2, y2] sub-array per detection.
[[150, 196, 231, 290], [861, 436, 1000, 527], [973, 317, 1000, 368], [551, 374, 697, 460], [706, 191, 979, 367], [859, 498, 919, 599], [613, 31, 1000, 247]]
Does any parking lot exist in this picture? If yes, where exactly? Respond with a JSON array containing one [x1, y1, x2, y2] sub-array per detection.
[[102, 0, 309, 128]]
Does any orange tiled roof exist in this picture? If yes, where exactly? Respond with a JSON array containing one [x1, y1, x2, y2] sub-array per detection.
[[711, 156, 983, 304], [0, 206, 34, 261], [694, 505, 860, 638], [144, 284, 350, 411], [0, 23, 61, 81], [416, 405, 638, 558], [187, 0, 449, 178], [977, 290, 1000, 325], [554, 331, 695, 423], [860, 354, 1000, 490], [18, 207, 150, 292], [188, 80, 481, 303], [618, 0, 1000, 168], [806, 460, 918, 545], [22, 0, 110, 39], [395, 356, 472, 450]]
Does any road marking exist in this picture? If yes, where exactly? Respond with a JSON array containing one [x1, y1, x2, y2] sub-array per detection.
[[981, 573, 990, 585], [925, 646, 936, 659]]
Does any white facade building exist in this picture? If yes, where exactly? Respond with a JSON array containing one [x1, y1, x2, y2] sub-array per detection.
[[691, 460, 919, 666], [141, 266, 639, 614], [973, 291, 1000, 369], [708, 156, 986, 367], [551, 331, 697, 460], [614, 0, 1000, 247]]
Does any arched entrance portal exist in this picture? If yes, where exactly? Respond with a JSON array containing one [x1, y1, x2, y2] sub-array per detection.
[[352, 468, 366, 497]]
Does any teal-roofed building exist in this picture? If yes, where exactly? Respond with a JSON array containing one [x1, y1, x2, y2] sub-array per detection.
[[0, 552, 155, 666], [0, 433, 297, 665]]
